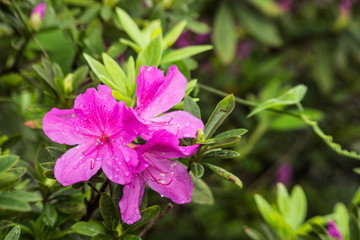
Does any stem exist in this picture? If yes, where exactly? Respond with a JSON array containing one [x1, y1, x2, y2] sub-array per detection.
[[33, 36, 49, 59], [81, 180, 109, 221], [138, 203, 174, 238], [197, 83, 258, 107]]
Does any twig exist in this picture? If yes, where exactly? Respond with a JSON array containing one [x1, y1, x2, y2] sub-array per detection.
[[138, 203, 174, 238], [87, 182, 101, 195]]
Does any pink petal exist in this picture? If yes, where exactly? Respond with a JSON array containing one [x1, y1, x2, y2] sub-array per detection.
[[101, 142, 138, 185], [135, 65, 187, 119], [119, 175, 145, 224], [149, 111, 204, 139], [146, 158, 193, 204], [54, 144, 101, 186], [43, 108, 96, 145]]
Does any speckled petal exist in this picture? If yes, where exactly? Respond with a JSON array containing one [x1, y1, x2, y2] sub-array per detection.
[[54, 144, 101, 186], [147, 158, 193, 204], [43, 108, 96, 145], [149, 110, 204, 139], [119, 175, 145, 224], [101, 142, 138, 185], [135, 65, 187, 119]]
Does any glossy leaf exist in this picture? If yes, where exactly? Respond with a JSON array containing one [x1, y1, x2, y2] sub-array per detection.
[[116, 8, 145, 48], [71, 221, 106, 237], [204, 163, 242, 188], [184, 96, 201, 119], [201, 149, 240, 161], [191, 173, 214, 205], [100, 193, 119, 227], [4, 226, 20, 240], [125, 205, 160, 232], [161, 45, 212, 64], [0, 195, 30, 212], [42, 203, 57, 227], [0, 155, 19, 174], [204, 94, 235, 139], [102, 53, 129, 96], [136, 34, 163, 68], [248, 85, 308, 117], [190, 163, 204, 178]]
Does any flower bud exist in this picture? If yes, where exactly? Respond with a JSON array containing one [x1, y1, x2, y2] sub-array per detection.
[[30, 2, 46, 31]]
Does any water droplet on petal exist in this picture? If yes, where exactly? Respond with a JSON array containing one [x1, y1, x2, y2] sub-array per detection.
[[125, 172, 130, 177]]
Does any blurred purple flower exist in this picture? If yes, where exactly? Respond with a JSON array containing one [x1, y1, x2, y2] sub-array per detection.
[[278, 0, 292, 12], [31, 2, 46, 19], [327, 220, 343, 239], [340, 0, 353, 14], [275, 163, 292, 186], [237, 41, 254, 60], [174, 30, 210, 48]]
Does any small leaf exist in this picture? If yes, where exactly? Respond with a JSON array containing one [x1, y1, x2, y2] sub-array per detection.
[[100, 193, 119, 227], [42, 203, 57, 227], [125, 205, 160, 232], [191, 173, 214, 205], [204, 94, 235, 139], [254, 194, 276, 225], [0, 191, 42, 202], [40, 162, 55, 170], [71, 221, 106, 237], [4, 226, 21, 240], [201, 149, 240, 161], [204, 163, 242, 188], [191, 163, 204, 178], [127, 56, 136, 95], [115, 8, 145, 48], [248, 85, 308, 117], [45, 147, 65, 160], [0, 195, 30, 212], [102, 53, 129, 96], [213, 3, 237, 64], [209, 129, 247, 148], [184, 96, 201, 119], [163, 20, 187, 49], [0, 155, 19, 174], [161, 45, 213, 64], [290, 185, 307, 229], [136, 34, 163, 68], [123, 235, 142, 240]]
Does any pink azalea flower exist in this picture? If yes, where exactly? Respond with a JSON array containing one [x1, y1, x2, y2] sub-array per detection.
[[327, 220, 344, 239], [31, 2, 46, 19], [134, 65, 204, 139], [43, 85, 146, 186], [119, 130, 197, 224]]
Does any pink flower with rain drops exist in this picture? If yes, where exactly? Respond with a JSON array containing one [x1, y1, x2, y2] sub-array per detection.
[[134, 65, 204, 140], [43, 85, 146, 186], [119, 130, 198, 224]]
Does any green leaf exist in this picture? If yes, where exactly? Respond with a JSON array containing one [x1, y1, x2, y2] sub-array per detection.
[[120, 38, 141, 53], [0, 191, 42, 202], [0, 135, 21, 150], [4, 226, 21, 240], [184, 96, 201, 119], [243, 0, 282, 16], [91, 234, 112, 240], [102, 53, 129, 96], [71, 221, 106, 237], [191, 173, 214, 205], [0, 195, 30, 212], [333, 203, 350, 239], [351, 186, 360, 205], [290, 185, 307, 229], [201, 149, 240, 161], [204, 163, 242, 188], [191, 163, 204, 178], [83, 53, 119, 91], [127, 56, 136, 95], [185, 79, 197, 96], [163, 20, 187, 49], [210, 129, 248, 148], [254, 194, 276, 226], [136, 34, 163, 68], [116, 8, 145, 48], [248, 85, 308, 117], [0, 155, 19, 174], [42, 203, 57, 227], [235, 6, 282, 47], [125, 205, 160, 231], [45, 147, 65, 160], [161, 45, 212, 64], [100, 193, 119, 227], [204, 94, 235, 139], [213, 3, 237, 64], [123, 235, 142, 240], [112, 90, 134, 107]]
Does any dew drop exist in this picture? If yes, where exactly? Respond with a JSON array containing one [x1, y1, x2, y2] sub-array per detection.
[[160, 194, 164, 197]]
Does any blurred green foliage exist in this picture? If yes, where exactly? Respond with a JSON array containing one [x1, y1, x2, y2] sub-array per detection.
[[1, 0, 360, 239]]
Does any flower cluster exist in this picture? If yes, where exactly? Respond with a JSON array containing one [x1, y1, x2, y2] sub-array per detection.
[[43, 65, 204, 224]]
